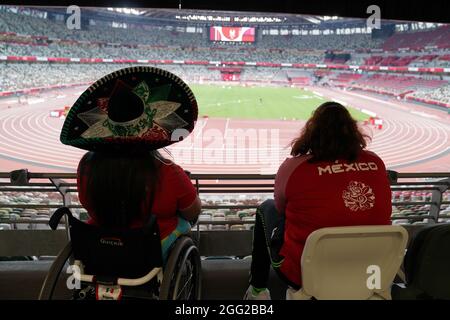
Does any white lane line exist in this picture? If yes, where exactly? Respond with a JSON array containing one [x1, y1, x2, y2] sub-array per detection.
[[0, 112, 81, 162], [381, 125, 449, 164], [195, 118, 209, 139], [369, 119, 410, 151], [410, 111, 439, 119], [222, 118, 230, 149], [371, 120, 415, 152]]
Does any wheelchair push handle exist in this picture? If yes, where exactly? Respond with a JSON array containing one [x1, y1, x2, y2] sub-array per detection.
[[49, 207, 73, 230], [73, 260, 162, 287]]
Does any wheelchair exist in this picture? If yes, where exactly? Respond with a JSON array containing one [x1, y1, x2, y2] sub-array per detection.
[[38, 207, 201, 300]]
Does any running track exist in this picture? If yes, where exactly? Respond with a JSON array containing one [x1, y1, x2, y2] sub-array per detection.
[[0, 86, 449, 174]]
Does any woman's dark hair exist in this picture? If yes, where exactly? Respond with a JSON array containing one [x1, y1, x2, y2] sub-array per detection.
[[290, 101, 370, 162], [77, 150, 161, 228]]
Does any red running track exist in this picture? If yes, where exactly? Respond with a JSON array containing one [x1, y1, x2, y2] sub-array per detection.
[[0, 86, 449, 174]]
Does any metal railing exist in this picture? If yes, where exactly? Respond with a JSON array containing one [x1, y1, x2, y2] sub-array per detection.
[[0, 170, 449, 257], [0, 171, 449, 226]]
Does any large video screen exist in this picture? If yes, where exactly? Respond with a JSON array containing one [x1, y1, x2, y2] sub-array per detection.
[[209, 26, 256, 42]]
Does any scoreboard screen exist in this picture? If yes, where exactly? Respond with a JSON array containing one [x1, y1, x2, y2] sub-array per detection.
[[209, 26, 256, 42]]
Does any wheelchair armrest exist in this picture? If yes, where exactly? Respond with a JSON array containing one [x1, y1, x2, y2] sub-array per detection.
[[74, 266, 162, 287]]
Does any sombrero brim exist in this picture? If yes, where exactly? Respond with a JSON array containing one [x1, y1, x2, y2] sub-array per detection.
[[60, 66, 198, 152]]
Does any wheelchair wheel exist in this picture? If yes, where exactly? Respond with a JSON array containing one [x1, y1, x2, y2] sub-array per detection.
[[38, 241, 72, 300], [159, 236, 201, 300]]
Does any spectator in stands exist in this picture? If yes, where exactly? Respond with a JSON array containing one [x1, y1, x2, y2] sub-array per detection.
[[62, 67, 201, 262], [245, 101, 392, 300], [410, 85, 450, 104]]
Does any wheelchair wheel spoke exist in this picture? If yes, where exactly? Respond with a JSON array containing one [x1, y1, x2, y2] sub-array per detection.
[[161, 237, 200, 301], [176, 273, 194, 300]]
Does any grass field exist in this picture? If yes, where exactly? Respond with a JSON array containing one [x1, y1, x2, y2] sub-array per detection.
[[190, 84, 369, 121]]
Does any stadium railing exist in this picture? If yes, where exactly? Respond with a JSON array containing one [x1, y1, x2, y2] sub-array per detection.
[[0, 171, 449, 257]]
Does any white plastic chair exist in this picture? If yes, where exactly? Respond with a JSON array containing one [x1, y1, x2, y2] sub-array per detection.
[[287, 225, 408, 300]]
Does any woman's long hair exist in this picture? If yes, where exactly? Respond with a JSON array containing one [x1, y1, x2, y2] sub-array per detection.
[[290, 101, 370, 162], [77, 150, 162, 228]]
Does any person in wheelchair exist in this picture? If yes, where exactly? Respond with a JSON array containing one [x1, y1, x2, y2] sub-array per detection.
[[77, 150, 201, 263], [48, 66, 201, 300], [245, 102, 392, 300]]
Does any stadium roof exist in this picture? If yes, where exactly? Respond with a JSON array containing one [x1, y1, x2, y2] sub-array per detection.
[[14, 5, 448, 30], [97, 7, 369, 26], [25, 6, 392, 29], [4, 0, 449, 24]]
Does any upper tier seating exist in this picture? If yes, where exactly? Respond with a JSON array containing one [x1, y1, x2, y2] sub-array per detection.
[[382, 25, 450, 51], [352, 74, 447, 93]]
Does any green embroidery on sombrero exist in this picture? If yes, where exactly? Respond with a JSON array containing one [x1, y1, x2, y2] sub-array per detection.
[[102, 108, 157, 137], [132, 81, 150, 104], [77, 80, 187, 139]]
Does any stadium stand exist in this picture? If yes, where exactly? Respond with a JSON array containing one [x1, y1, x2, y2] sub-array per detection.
[[0, 40, 328, 64], [328, 72, 364, 85], [0, 9, 448, 107], [259, 34, 383, 50], [240, 67, 288, 83], [408, 85, 450, 105], [0, 62, 225, 92], [363, 55, 419, 67], [1, 7, 450, 301], [382, 25, 450, 51], [343, 74, 448, 96], [346, 53, 450, 68]]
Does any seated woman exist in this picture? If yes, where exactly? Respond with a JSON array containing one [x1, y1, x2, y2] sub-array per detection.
[[245, 101, 392, 299], [59, 66, 201, 262]]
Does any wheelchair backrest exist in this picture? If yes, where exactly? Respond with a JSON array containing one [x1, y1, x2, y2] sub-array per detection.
[[50, 207, 163, 279]]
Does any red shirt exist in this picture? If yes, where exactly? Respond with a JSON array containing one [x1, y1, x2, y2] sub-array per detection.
[[274, 150, 392, 287], [78, 162, 197, 239]]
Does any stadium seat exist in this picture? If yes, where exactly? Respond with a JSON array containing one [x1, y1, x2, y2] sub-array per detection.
[[286, 225, 408, 300], [392, 224, 450, 300]]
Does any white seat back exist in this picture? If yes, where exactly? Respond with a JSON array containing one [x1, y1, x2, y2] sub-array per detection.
[[0, 224, 12, 230], [298, 225, 408, 300]]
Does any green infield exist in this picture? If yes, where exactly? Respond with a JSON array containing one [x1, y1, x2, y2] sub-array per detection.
[[190, 84, 369, 121]]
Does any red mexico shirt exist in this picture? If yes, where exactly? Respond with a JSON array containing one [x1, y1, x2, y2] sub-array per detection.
[[274, 150, 392, 287], [78, 162, 197, 239]]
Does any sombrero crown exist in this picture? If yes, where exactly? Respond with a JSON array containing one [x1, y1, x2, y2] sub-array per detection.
[[60, 66, 198, 151]]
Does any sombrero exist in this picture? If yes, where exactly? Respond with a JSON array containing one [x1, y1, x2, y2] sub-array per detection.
[[60, 66, 198, 152]]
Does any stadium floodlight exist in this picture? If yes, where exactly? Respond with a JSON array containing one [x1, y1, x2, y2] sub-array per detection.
[[322, 16, 340, 21], [303, 16, 322, 24], [105, 7, 145, 15]]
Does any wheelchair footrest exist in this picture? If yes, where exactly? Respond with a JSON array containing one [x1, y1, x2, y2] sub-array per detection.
[[74, 281, 160, 300]]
